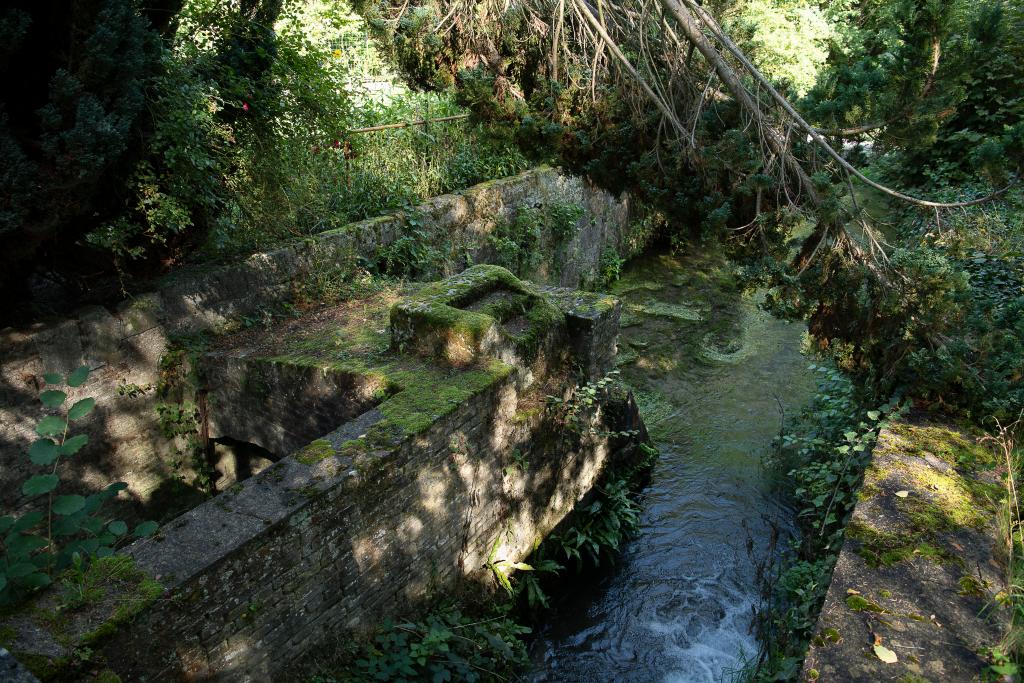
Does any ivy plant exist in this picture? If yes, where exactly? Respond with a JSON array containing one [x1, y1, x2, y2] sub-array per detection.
[[0, 366, 158, 605]]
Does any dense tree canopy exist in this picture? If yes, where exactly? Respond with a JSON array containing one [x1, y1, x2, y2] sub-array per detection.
[[0, 0, 1021, 419]]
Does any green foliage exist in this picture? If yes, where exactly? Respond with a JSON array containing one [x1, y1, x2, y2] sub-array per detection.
[[550, 476, 644, 571], [723, 0, 835, 96], [755, 365, 896, 679], [155, 344, 214, 490], [0, 367, 157, 606], [321, 608, 530, 682], [597, 247, 626, 288], [545, 372, 623, 434], [0, 0, 163, 295], [372, 207, 444, 279], [487, 201, 584, 276]]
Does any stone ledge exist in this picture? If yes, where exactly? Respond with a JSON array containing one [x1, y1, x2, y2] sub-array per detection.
[[803, 417, 1007, 682]]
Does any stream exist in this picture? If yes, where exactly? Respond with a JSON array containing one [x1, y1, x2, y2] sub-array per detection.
[[530, 250, 817, 682]]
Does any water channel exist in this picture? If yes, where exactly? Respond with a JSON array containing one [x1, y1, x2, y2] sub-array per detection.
[[530, 249, 818, 682]]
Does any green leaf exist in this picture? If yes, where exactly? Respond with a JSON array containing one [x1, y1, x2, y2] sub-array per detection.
[[108, 520, 128, 536], [96, 546, 115, 558], [39, 390, 67, 408], [68, 397, 96, 421], [28, 439, 59, 465], [6, 534, 48, 556], [19, 572, 52, 589], [42, 372, 62, 385], [0, 516, 14, 535], [0, 573, 6, 592], [81, 517, 105, 535], [12, 511, 44, 532], [61, 434, 89, 456], [52, 495, 85, 516], [6, 562, 37, 578], [66, 365, 90, 388], [133, 521, 159, 537], [22, 474, 59, 497], [35, 415, 66, 437], [53, 515, 85, 537], [867, 410, 881, 421]]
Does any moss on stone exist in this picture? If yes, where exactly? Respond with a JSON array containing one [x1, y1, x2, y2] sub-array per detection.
[[77, 557, 163, 648], [391, 264, 564, 364], [846, 519, 958, 568], [296, 439, 337, 465], [876, 451, 1004, 532], [845, 594, 884, 612], [886, 422, 995, 470], [14, 650, 66, 680], [1, 556, 161, 681]]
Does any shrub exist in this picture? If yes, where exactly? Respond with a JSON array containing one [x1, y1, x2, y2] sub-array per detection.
[[0, 366, 157, 606]]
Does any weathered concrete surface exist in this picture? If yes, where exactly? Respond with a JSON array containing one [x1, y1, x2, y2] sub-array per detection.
[[2, 268, 644, 682], [803, 417, 1008, 682], [0, 167, 641, 527]]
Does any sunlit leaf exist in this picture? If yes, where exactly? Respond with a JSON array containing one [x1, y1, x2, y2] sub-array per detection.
[[35, 415, 66, 437], [61, 434, 89, 456], [873, 644, 897, 664], [68, 397, 96, 421]]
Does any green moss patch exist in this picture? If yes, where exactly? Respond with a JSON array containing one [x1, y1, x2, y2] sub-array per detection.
[[296, 439, 337, 465], [390, 264, 565, 365], [846, 519, 958, 568], [886, 422, 995, 471], [1, 556, 162, 679]]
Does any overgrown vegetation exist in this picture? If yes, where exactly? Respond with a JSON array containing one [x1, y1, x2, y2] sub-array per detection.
[[983, 415, 1024, 678], [0, 367, 157, 606], [0, 0, 528, 320], [752, 364, 896, 679]]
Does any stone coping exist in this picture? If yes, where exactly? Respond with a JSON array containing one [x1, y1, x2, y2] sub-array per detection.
[[802, 417, 1008, 682]]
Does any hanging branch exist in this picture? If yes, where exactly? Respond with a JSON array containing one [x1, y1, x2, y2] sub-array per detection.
[[675, 0, 1017, 210]]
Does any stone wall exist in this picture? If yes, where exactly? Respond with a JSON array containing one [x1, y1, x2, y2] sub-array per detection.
[[802, 417, 1007, 682], [0, 167, 636, 522], [1, 267, 645, 682]]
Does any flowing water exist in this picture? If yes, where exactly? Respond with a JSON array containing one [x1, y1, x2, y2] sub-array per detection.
[[530, 250, 817, 682]]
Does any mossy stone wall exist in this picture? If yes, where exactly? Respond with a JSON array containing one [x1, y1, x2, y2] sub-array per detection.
[[0, 167, 635, 525]]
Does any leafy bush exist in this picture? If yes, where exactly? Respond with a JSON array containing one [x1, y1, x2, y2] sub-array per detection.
[[320, 608, 530, 682], [754, 364, 897, 679], [0, 366, 157, 606]]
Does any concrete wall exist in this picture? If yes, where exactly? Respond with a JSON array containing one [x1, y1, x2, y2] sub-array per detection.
[[0, 167, 635, 522]]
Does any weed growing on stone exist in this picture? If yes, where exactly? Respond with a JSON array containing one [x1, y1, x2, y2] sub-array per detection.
[[981, 414, 1024, 678]]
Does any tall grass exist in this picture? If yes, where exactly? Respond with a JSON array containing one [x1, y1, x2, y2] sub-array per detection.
[[985, 413, 1024, 677]]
